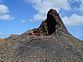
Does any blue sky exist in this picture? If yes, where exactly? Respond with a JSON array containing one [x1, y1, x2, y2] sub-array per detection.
[[0, 0, 83, 40]]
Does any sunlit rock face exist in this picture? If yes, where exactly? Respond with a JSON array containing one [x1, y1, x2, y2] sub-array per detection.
[[0, 9, 83, 62]]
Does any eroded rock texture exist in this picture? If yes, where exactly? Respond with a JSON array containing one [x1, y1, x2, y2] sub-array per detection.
[[0, 9, 83, 62]]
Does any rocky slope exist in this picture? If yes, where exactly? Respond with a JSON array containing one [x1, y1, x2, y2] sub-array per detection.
[[0, 9, 83, 62]]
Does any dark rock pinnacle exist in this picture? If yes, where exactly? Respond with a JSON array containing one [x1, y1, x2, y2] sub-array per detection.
[[27, 9, 69, 36]]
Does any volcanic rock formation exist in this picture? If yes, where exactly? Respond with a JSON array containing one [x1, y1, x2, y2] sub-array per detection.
[[0, 9, 83, 62], [26, 9, 69, 36]]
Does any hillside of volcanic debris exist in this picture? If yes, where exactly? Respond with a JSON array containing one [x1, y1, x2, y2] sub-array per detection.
[[0, 9, 83, 62]]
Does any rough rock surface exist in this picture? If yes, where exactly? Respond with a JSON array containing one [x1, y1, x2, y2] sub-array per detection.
[[0, 9, 83, 62]]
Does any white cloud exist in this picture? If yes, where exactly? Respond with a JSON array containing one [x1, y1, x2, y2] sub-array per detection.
[[0, 32, 6, 37], [27, 0, 70, 22], [0, 14, 14, 20], [0, 4, 9, 15], [26, 0, 83, 26], [0, 32, 9, 38], [21, 20, 27, 23], [61, 0, 83, 25], [0, 32, 4, 35], [79, 0, 83, 11], [62, 14, 83, 25], [0, 4, 14, 20]]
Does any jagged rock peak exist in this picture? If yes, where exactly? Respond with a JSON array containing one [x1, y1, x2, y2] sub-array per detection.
[[26, 9, 69, 36], [38, 9, 69, 35]]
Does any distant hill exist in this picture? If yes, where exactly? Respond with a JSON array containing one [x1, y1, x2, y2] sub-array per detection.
[[0, 9, 83, 62]]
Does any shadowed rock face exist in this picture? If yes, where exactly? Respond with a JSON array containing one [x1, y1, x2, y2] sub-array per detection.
[[47, 9, 57, 35], [0, 9, 83, 62]]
